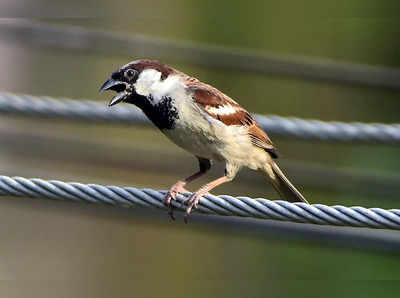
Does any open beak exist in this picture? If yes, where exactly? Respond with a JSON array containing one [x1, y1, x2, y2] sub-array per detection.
[[99, 78, 129, 107]]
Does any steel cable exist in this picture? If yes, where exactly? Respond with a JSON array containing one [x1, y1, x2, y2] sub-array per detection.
[[1, 92, 400, 143], [1, 175, 399, 229]]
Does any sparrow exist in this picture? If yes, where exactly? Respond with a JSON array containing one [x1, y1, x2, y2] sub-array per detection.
[[100, 59, 309, 221]]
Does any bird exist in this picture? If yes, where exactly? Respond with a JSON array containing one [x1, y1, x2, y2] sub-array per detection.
[[100, 59, 309, 222]]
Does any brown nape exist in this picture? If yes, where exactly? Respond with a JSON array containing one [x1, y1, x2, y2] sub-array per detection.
[[131, 59, 177, 80]]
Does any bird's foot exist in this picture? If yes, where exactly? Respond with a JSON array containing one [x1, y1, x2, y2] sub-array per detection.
[[183, 192, 205, 223], [164, 181, 188, 220]]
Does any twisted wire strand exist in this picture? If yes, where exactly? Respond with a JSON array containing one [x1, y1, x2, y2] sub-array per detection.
[[1, 175, 400, 229], [1, 92, 400, 143]]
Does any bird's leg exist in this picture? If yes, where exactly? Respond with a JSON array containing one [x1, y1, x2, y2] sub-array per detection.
[[184, 175, 232, 223], [164, 158, 211, 220]]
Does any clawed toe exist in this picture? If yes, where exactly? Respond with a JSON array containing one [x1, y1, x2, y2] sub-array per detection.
[[164, 192, 177, 221], [183, 194, 203, 223], [181, 196, 192, 207], [164, 181, 208, 222], [164, 181, 189, 221]]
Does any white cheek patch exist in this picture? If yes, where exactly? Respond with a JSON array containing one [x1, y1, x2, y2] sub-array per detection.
[[205, 104, 237, 116], [134, 69, 162, 97], [134, 69, 184, 104], [153, 76, 182, 100]]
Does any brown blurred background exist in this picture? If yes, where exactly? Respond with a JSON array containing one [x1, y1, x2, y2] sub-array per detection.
[[0, 0, 400, 297]]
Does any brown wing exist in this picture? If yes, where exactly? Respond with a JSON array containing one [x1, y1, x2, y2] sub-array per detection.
[[187, 79, 278, 158]]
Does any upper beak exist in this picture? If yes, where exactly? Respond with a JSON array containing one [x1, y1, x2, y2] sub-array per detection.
[[99, 78, 128, 107], [99, 78, 124, 92]]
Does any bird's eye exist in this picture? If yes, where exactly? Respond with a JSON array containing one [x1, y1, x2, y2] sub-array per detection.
[[124, 69, 137, 81]]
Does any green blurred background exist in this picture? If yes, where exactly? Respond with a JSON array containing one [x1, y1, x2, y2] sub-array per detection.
[[0, 0, 400, 297]]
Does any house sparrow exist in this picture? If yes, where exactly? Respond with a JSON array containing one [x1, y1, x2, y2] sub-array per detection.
[[100, 59, 309, 222]]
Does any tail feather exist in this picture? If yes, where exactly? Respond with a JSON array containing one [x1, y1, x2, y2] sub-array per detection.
[[267, 162, 309, 204]]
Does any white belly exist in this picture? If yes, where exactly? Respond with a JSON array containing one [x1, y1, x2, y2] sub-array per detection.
[[162, 102, 268, 171], [162, 116, 223, 160], [155, 84, 269, 171]]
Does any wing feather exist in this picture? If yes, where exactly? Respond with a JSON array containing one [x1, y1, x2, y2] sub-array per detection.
[[186, 78, 278, 158]]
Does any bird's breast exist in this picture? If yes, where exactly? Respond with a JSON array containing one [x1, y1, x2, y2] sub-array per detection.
[[139, 95, 179, 130]]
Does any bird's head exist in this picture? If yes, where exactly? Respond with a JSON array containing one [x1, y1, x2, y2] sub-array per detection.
[[100, 59, 176, 107]]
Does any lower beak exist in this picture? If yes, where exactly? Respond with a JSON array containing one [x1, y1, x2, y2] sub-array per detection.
[[108, 91, 128, 107], [99, 78, 128, 107]]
